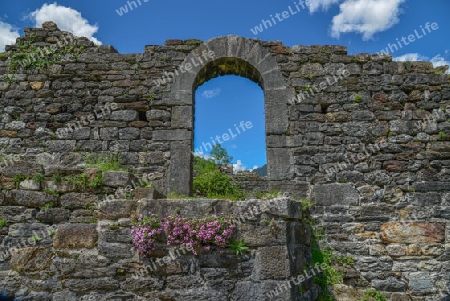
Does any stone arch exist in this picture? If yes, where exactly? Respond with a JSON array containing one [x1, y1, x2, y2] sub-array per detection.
[[164, 35, 294, 195]]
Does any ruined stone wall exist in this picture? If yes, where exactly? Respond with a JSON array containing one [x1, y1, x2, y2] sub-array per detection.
[[0, 22, 449, 300], [0, 192, 309, 300]]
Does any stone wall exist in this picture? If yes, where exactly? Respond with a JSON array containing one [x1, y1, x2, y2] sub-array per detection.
[[232, 171, 269, 196], [0, 21, 449, 300], [0, 190, 309, 300]]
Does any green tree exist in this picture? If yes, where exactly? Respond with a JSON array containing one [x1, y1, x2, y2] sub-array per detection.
[[210, 144, 233, 164]]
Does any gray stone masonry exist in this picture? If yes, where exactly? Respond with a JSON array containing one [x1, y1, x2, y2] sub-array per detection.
[[0, 21, 449, 300]]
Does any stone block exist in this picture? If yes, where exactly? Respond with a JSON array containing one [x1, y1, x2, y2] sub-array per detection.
[[153, 129, 190, 141], [19, 179, 41, 191], [110, 110, 138, 121], [46, 140, 76, 153], [102, 171, 138, 188], [313, 183, 359, 206], [386, 244, 406, 256], [131, 188, 165, 200], [0, 206, 30, 223], [380, 222, 445, 244], [36, 208, 71, 223], [53, 224, 98, 249], [408, 272, 434, 291], [10, 247, 53, 272], [267, 148, 293, 181], [118, 127, 140, 140], [372, 277, 407, 292], [2, 161, 43, 177], [98, 242, 134, 259], [99, 127, 118, 140], [96, 200, 138, 220], [168, 141, 191, 195], [60, 193, 98, 209], [171, 106, 192, 129], [11, 190, 56, 208], [256, 246, 290, 280], [61, 279, 119, 292]]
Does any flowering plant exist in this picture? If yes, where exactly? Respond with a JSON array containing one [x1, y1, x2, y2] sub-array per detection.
[[131, 213, 235, 257], [264, 218, 280, 235], [131, 213, 162, 257]]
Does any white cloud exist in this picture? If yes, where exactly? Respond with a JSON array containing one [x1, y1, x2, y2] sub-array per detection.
[[308, 0, 342, 13], [394, 53, 450, 74], [233, 160, 247, 173], [29, 3, 101, 45], [430, 54, 450, 70], [201, 88, 221, 99], [0, 21, 20, 52], [393, 53, 426, 62], [331, 0, 405, 40]]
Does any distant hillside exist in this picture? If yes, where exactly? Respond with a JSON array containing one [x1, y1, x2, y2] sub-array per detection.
[[252, 164, 267, 177]]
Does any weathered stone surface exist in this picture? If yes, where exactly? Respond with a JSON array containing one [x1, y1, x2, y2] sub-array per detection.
[[0, 26, 449, 300], [152, 129, 190, 141], [30, 82, 44, 91], [62, 278, 119, 292], [96, 200, 137, 220], [372, 277, 408, 292], [2, 161, 43, 177], [131, 188, 165, 200], [98, 242, 134, 258], [36, 208, 71, 223], [10, 247, 53, 272], [313, 183, 359, 206], [43, 181, 77, 193], [0, 206, 31, 223], [19, 179, 41, 191], [11, 190, 56, 208], [102, 171, 138, 187], [380, 222, 445, 244], [60, 193, 98, 209], [110, 110, 138, 121], [256, 246, 289, 280], [53, 224, 98, 248], [408, 272, 434, 291]]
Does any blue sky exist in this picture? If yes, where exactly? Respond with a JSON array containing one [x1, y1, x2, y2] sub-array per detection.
[[0, 0, 449, 171]]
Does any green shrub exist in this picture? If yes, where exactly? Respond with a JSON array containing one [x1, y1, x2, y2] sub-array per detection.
[[109, 223, 120, 230], [193, 169, 245, 200], [85, 153, 122, 172], [44, 189, 59, 197], [32, 173, 46, 183], [228, 239, 249, 255], [193, 156, 216, 174], [0, 218, 7, 227], [31, 235, 42, 242], [63, 172, 102, 189], [353, 94, 363, 103], [52, 174, 62, 182], [41, 202, 54, 210], [12, 174, 27, 187], [88, 173, 103, 188], [360, 289, 387, 301]]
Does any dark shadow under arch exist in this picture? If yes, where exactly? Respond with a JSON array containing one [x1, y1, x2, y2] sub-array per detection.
[[194, 57, 263, 89]]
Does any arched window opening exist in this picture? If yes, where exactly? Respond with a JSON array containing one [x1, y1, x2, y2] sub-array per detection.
[[193, 74, 267, 198]]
